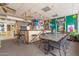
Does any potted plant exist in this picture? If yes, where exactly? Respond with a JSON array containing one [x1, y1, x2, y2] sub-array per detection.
[[76, 33, 79, 41], [69, 32, 79, 42]]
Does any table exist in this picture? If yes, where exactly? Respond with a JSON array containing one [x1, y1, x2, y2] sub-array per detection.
[[40, 33, 67, 42], [39, 33, 68, 56]]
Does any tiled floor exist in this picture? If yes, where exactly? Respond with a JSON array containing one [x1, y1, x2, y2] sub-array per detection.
[[0, 39, 79, 56]]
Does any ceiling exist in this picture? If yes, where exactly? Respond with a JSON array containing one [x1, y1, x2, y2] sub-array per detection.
[[1, 3, 79, 19]]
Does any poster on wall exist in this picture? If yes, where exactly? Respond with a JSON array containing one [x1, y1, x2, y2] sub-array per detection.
[[44, 20, 49, 30], [57, 17, 65, 32], [34, 19, 44, 30], [68, 25, 74, 32], [50, 19, 56, 32], [38, 20, 44, 30], [66, 14, 78, 32]]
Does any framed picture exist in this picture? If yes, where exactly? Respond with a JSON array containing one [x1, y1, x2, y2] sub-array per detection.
[[68, 25, 74, 32], [7, 25, 11, 31], [44, 20, 49, 30]]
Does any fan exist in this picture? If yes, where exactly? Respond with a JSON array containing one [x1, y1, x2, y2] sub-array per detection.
[[0, 3, 16, 13]]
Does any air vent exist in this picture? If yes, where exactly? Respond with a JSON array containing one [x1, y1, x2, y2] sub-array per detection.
[[52, 14, 58, 17], [42, 6, 51, 12]]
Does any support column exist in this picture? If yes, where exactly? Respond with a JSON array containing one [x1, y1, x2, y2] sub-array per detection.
[[77, 13, 79, 33]]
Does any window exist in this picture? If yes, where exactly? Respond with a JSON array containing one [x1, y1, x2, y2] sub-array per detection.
[[0, 23, 4, 32]]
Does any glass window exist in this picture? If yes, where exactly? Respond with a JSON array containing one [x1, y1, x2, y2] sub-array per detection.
[[0, 23, 4, 32]]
